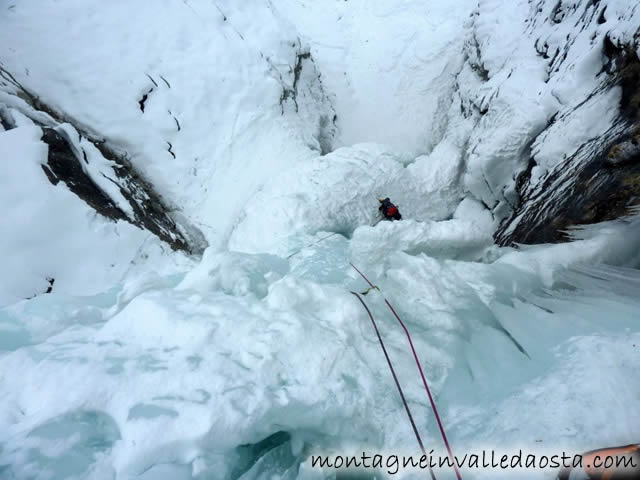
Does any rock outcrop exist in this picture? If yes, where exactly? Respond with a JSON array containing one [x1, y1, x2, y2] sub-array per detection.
[[0, 67, 201, 254], [496, 31, 640, 245]]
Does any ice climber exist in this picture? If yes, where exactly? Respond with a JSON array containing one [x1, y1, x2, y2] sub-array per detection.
[[378, 197, 402, 221]]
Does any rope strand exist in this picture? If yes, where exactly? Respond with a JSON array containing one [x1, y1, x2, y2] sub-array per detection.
[[350, 263, 463, 480], [350, 291, 437, 480]]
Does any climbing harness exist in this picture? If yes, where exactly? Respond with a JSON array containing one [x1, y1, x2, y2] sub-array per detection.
[[350, 263, 463, 480]]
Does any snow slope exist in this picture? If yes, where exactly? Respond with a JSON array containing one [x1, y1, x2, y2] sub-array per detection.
[[0, 122, 155, 305], [273, 0, 478, 155], [1, 1, 639, 479], [0, 0, 336, 248]]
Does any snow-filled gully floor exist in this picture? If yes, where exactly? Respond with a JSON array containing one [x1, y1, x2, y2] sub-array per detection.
[[2, 211, 639, 480]]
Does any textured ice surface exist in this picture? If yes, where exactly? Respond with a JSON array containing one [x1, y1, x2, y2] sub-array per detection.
[[2, 217, 639, 479]]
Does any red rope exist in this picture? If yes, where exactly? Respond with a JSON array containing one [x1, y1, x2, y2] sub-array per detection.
[[350, 263, 463, 480], [351, 291, 437, 480]]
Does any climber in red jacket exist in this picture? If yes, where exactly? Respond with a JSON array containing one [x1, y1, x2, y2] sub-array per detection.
[[378, 197, 402, 221]]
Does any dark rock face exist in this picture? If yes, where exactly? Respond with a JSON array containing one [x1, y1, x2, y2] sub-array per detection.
[[40, 128, 126, 221], [495, 127, 640, 245], [277, 44, 337, 155], [0, 106, 13, 131], [495, 33, 640, 246], [1, 66, 198, 254], [40, 128, 192, 252]]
